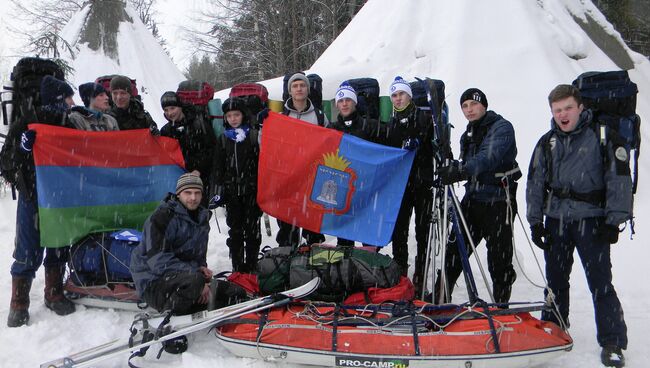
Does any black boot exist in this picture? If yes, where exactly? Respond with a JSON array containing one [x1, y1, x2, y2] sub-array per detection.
[[229, 244, 245, 272], [493, 283, 512, 304], [44, 266, 75, 316], [601, 345, 625, 367], [7, 277, 32, 327]]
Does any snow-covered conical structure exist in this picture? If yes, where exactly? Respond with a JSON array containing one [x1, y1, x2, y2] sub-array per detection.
[[60, 1, 184, 125]]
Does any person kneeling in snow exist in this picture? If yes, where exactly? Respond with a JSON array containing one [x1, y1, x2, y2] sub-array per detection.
[[130, 173, 214, 314]]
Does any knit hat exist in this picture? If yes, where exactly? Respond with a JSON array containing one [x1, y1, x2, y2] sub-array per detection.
[[222, 97, 247, 115], [40, 75, 74, 109], [288, 72, 310, 90], [160, 91, 181, 109], [389, 76, 412, 98], [335, 81, 357, 104], [79, 82, 107, 108], [460, 88, 488, 109], [176, 173, 203, 195], [110, 75, 132, 93]]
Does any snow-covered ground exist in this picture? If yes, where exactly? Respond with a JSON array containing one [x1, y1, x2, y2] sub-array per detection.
[[1, 0, 649, 367]]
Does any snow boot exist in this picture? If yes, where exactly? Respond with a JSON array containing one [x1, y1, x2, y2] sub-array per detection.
[[7, 277, 32, 327], [601, 345, 625, 367], [44, 266, 75, 316]]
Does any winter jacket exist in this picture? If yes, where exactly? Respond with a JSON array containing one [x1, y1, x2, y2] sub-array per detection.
[[283, 98, 329, 126], [460, 110, 520, 202], [160, 107, 217, 185], [386, 103, 435, 186], [210, 124, 259, 200], [130, 194, 211, 297], [526, 109, 632, 226], [108, 97, 159, 133], [68, 106, 119, 131], [328, 111, 389, 144]]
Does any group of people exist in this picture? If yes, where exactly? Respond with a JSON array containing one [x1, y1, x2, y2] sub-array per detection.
[[4, 72, 630, 367]]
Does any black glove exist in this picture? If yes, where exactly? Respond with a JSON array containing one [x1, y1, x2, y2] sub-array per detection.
[[438, 160, 467, 185], [530, 223, 550, 250], [20, 130, 36, 152], [595, 223, 619, 244], [208, 194, 227, 209], [257, 108, 269, 129]]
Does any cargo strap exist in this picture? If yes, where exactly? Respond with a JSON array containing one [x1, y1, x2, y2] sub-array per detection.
[[549, 187, 606, 207]]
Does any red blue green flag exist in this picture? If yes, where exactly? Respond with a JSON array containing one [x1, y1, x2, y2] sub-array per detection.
[[31, 124, 185, 248], [257, 112, 414, 246]]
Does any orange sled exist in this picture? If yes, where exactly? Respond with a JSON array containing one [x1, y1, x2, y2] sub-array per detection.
[[216, 301, 572, 368]]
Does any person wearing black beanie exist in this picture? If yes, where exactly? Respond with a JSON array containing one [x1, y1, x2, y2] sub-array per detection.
[[159, 89, 216, 206], [69, 82, 119, 131], [436, 87, 520, 305]]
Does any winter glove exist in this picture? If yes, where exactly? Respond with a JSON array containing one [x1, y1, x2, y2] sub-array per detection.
[[438, 160, 468, 185], [208, 194, 227, 209], [20, 130, 36, 152], [402, 137, 420, 151], [595, 223, 619, 244], [257, 108, 269, 129], [530, 223, 550, 251]]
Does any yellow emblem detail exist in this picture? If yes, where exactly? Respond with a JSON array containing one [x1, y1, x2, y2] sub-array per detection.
[[322, 149, 351, 171]]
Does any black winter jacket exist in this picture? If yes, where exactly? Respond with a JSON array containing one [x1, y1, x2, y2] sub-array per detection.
[[160, 107, 217, 185], [329, 111, 390, 144], [210, 125, 259, 200], [386, 104, 435, 186], [108, 98, 158, 132]]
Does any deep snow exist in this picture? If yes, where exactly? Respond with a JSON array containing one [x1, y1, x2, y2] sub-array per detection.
[[1, 0, 650, 367]]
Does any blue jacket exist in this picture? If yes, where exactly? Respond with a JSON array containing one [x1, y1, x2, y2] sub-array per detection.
[[526, 110, 632, 226], [130, 194, 211, 297], [460, 110, 520, 202]]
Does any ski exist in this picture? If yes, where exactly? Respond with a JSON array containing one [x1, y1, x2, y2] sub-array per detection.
[[263, 213, 272, 237], [40, 277, 320, 368]]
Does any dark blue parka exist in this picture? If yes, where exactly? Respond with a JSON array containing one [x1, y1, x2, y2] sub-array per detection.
[[130, 194, 211, 297], [460, 110, 519, 202], [526, 110, 632, 226]]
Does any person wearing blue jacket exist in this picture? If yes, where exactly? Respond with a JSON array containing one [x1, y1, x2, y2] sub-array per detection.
[[526, 84, 629, 367], [437, 88, 520, 304], [130, 173, 213, 314]]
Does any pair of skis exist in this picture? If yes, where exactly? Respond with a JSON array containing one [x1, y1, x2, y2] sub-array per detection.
[[40, 277, 320, 368]]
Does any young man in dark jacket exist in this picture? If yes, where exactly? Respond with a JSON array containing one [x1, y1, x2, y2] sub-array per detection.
[[527, 84, 629, 367], [209, 98, 262, 272], [160, 91, 217, 204], [107, 75, 159, 133], [130, 173, 213, 314], [437, 88, 520, 304], [275, 73, 328, 247], [6, 76, 77, 327], [385, 76, 434, 296]]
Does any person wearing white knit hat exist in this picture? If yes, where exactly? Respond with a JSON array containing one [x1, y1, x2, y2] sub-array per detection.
[[385, 75, 435, 298]]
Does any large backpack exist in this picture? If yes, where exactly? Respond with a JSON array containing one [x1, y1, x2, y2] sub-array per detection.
[[346, 78, 380, 121], [229, 82, 269, 127], [282, 72, 325, 126], [0, 57, 64, 186], [176, 80, 216, 135], [68, 229, 141, 286], [256, 245, 402, 302], [572, 70, 641, 194], [410, 78, 452, 161]]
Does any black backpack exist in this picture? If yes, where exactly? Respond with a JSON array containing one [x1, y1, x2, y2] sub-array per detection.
[[0, 57, 64, 185], [346, 78, 380, 121], [572, 70, 641, 194], [282, 72, 325, 126], [410, 78, 452, 161]]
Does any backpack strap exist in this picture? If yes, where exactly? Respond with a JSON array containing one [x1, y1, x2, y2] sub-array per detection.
[[315, 108, 325, 126]]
